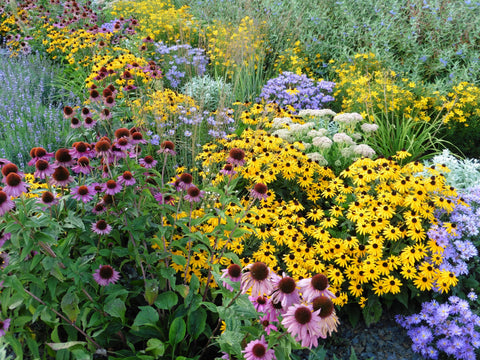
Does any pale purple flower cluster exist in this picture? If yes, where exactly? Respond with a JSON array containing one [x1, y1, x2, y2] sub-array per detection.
[[427, 186, 480, 277], [155, 42, 208, 89], [257, 72, 335, 113], [396, 296, 480, 360]]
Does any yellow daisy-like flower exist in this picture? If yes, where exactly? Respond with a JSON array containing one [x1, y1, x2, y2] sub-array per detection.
[[372, 280, 387, 296], [393, 149, 412, 160], [348, 280, 364, 298], [413, 274, 434, 291], [383, 275, 402, 294], [400, 265, 417, 280]]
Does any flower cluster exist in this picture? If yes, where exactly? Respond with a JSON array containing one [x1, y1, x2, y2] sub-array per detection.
[[257, 72, 335, 113], [396, 295, 480, 359]]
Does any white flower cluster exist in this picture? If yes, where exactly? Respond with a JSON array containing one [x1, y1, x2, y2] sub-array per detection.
[[307, 152, 328, 165], [271, 117, 293, 129], [360, 123, 379, 133], [353, 144, 376, 158], [312, 136, 333, 149], [333, 112, 363, 125], [307, 129, 328, 138], [332, 132, 355, 145], [298, 109, 337, 117]]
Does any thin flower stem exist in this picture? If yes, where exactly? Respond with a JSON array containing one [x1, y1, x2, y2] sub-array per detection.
[[183, 202, 194, 283], [24, 288, 102, 350]]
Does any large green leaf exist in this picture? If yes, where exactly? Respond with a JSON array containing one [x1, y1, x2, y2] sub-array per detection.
[[168, 317, 186, 345]]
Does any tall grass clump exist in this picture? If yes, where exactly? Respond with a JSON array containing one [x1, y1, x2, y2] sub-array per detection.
[[0, 53, 75, 169]]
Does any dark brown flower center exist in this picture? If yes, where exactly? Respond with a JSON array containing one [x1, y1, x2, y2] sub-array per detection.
[[187, 186, 200, 197], [0, 191, 7, 204], [161, 141, 175, 150], [253, 183, 267, 195], [106, 180, 117, 189], [229, 148, 245, 161], [250, 262, 269, 281], [99, 265, 113, 279], [42, 191, 54, 203], [144, 155, 154, 164], [81, 107, 90, 115], [6, 173, 21, 187], [312, 296, 334, 318], [252, 344, 266, 357], [55, 148, 72, 163], [180, 173, 193, 184], [278, 276, 296, 294], [35, 160, 49, 171], [63, 106, 73, 116], [132, 132, 143, 141], [256, 296, 267, 305], [90, 89, 100, 99], [294, 306, 312, 324], [1, 163, 18, 177], [311, 274, 328, 291], [78, 186, 89, 195], [95, 140, 111, 153], [78, 157, 90, 166], [117, 138, 129, 146], [227, 264, 241, 278], [96, 220, 107, 230]]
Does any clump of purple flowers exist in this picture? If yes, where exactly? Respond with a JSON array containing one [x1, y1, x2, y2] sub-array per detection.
[[396, 295, 480, 360], [427, 186, 480, 278], [155, 42, 208, 89], [257, 72, 335, 113]]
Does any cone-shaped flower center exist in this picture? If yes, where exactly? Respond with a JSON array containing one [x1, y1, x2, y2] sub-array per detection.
[[0, 191, 7, 204], [95, 140, 111, 153], [122, 171, 132, 180], [250, 262, 269, 281], [312, 296, 334, 318], [42, 191, 54, 203], [229, 148, 245, 161], [253, 183, 267, 195], [78, 157, 90, 166], [132, 132, 143, 141], [53, 167, 69, 181], [161, 141, 175, 150], [180, 173, 193, 184], [99, 265, 113, 279], [311, 274, 329, 291], [106, 180, 117, 189], [36, 160, 49, 171], [5, 173, 21, 187], [227, 264, 241, 278], [55, 149, 72, 163], [256, 296, 267, 305], [144, 155, 154, 164], [294, 306, 312, 324], [96, 220, 107, 230], [78, 186, 89, 196], [1, 163, 18, 177], [187, 186, 200, 197], [278, 276, 296, 294], [252, 344, 266, 357]]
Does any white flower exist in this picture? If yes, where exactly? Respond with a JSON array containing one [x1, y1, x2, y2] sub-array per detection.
[[333, 112, 363, 125], [271, 117, 293, 129], [361, 123, 379, 133], [353, 144, 376, 158], [351, 133, 362, 141], [308, 129, 328, 138], [312, 136, 333, 149], [299, 109, 336, 117], [272, 129, 293, 141], [307, 152, 328, 165], [332, 133, 354, 145]]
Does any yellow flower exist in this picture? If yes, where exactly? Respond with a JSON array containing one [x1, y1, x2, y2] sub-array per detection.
[[413, 274, 434, 291]]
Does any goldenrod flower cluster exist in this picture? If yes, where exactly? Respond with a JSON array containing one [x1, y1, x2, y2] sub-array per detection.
[[436, 81, 480, 126], [273, 42, 324, 78], [111, 0, 199, 45], [197, 129, 461, 307]]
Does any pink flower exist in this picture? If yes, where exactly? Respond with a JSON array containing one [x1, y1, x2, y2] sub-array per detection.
[[241, 262, 278, 297], [139, 155, 157, 169], [297, 274, 335, 303], [0, 191, 15, 216], [242, 335, 275, 360], [117, 171, 136, 186], [227, 148, 246, 167], [3, 173, 29, 197], [184, 186, 204, 203], [71, 185, 95, 203], [250, 183, 268, 201], [93, 265, 120, 286], [0, 318, 11, 337], [103, 180, 122, 195], [220, 264, 242, 291], [281, 304, 323, 349], [91, 220, 112, 235], [34, 159, 56, 179], [271, 273, 301, 308]]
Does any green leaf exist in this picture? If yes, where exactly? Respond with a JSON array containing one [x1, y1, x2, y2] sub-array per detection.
[[145, 338, 165, 357], [172, 254, 186, 266], [155, 291, 178, 310], [104, 298, 126, 322], [362, 297, 382, 327], [145, 279, 159, 305], [47, 341, 87, 350], [168, 317, 186, 345], [396, 290, 409, 309], [4, 334, 23, 359], [133, 306, 159, 327], [61, 292, 80, 322], [187, 307, 206, 339]]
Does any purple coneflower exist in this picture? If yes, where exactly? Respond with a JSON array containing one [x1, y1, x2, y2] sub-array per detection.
[[184, 186, 204, 203], [227, 148, 246, 166], [0, 318, 10, 337], [297, 274, 335, 303], [281, 304, 323, 349], [178, 173, 194, 190], [259, 316, 278, 335], [72, 157, 93, 175], [242, 335, 275, 360], [38, 191, 59, 207], [70, 142, 93, 159], [157, 140, 176, 155], [117, 171, 136, 186], [115, 137, 131, 151], [154, 192, 175, 205], [71, 117, 82, 128], [1, 163, 22, 181], [54, 148, 75, 167], [91, 220, 112, 235], [0, 191, 15, 216], [95, 138, 112, 158], [103, 180, 122, 195], [220, 264, 242, 291], [249, 295, 269, 313], [271, 273, 301, 308], [28, 147, 54, 166], [104, 96, 115, 108], [80, 107, 92, 119], [250, 183, 268, 201], [131, 131, 147, 145], [139, 155, 157, 169], [93, 264, 120, 286], [84, 116, 97, 129], [0, 231, 11, 247], [220, 163, 237, 176], [34, 159, 56, 179], [50, 166, 74, 187], [92, 202, 106, 214], [99, 108, 112, 121], [71, 185, 95, 203], [311, 295, 339, 339], [89, 89, 101, 103], [63, 106, 75, 119], [3, 173, 29, 197], [241, 262, 277, 297]]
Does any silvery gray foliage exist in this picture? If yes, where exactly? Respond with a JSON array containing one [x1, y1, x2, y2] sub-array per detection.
[[181, 75, 233, 111], [422, 149, 480, 190]]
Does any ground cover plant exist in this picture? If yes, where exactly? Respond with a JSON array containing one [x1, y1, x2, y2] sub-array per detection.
[[0, 0, 480, 359]]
